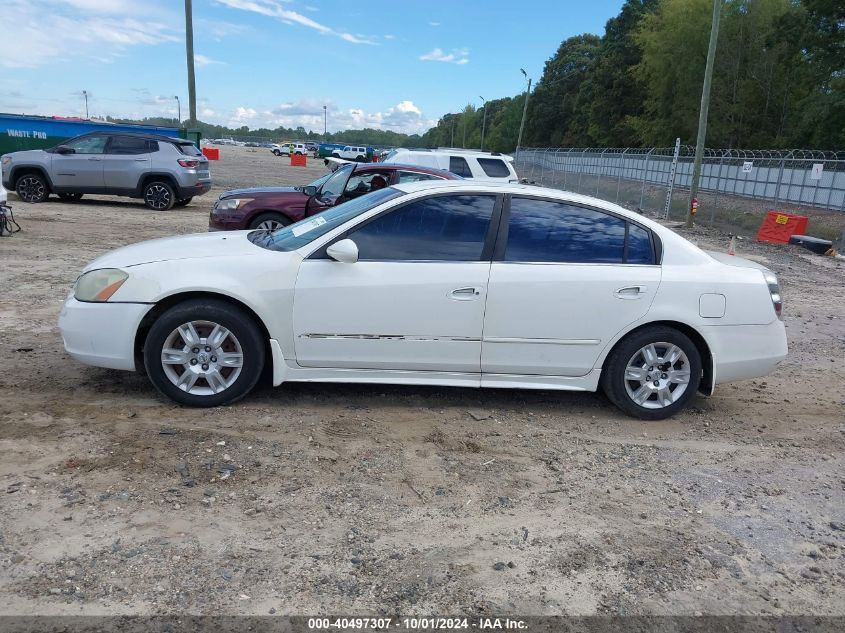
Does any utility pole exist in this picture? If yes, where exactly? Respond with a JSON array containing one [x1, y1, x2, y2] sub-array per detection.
[[687, 0, 722, 228], [450, 117, 455, 147], [174, 96, 181, 125], [479, 96, 487, 151], [515, 68, 532, 159], [323, 105, 327, 139], [184, 0, 197, 127], [82, 90, 89, 119]]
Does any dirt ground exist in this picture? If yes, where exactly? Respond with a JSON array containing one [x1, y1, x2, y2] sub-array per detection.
[[1, 146, 843, 617]]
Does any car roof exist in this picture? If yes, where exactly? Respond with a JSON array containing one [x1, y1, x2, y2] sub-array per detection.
[[71, 131, 191, 143], [390, 179, 650, 221], [352, 163, 460, 178]]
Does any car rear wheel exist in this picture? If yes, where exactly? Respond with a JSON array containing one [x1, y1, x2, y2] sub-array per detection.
[[58, 193, 84, 202], [143, 181, 175, 211], [174, 197, 193, 207], [248, 212, 291, 231], [15, 173, 49, 203], [144, 299, 265, 407], [600, 326, 701, 420]]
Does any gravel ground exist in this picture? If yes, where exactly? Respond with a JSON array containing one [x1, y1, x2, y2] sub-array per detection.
[[0, 146, 843, 617]]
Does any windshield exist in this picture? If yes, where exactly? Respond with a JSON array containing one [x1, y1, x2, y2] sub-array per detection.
[[305, 172, 332, 189], [380, 149, 399, 163], [249, 187, 403, 252], [321, 164, 354, 197]]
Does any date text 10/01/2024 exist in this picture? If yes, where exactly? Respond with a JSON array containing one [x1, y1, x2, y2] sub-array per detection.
[[308, 617, 528, 630]]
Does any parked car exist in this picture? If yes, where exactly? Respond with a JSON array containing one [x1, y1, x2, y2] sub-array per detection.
[[270, 144, 290, 156], [380, 148, 518, 182], [1, 132, 211, 210], [59, 180, 787, 418], [332, 145, 373, 162], [318, 143, 346, 159], [209, 163, 459, 231]]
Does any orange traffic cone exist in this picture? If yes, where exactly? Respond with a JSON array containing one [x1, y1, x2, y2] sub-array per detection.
[[728, 235, 736, 256]]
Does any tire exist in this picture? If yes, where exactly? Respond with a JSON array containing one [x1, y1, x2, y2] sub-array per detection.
[[331, 152, 340, 158], [600, 326, 701, 420], [143, 180, 175, 211], [58, 193, 84, 202], [355, 155, 365, 162], [15, 173, 49, 203], [273, 149, 281, 156], [143, 299, 266, 407], [174, 197, 193, 207], [248, 212, 291, 231]]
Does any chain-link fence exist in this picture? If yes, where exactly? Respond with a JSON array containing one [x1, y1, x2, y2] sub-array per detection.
[[514, 147, 845, 241]]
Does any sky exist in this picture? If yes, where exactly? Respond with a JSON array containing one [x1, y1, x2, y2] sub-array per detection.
[[0, 0, 625, 135]]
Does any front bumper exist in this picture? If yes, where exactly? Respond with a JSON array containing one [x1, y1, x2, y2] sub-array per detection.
[[705, 319, 788, 385], [59, 297, 152, 371]]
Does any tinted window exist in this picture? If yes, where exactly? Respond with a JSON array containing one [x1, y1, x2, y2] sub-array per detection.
[[107, 136, 149, 155], [397, 171, 444, 183], [65, 135, 107, 154], [320, 165, 353, 197], [627, 223, 654, 264], [449, 156, 473, 177], [176, 142, 202, 156], [350, 194, 496, 261], [505, 198, 626, 263], [477, 158, 511, 178]]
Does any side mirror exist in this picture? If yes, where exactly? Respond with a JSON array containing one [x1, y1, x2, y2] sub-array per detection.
[[326, 238, 359, 264], [55, 145, 75, 155], [302, 185, 317, 197]]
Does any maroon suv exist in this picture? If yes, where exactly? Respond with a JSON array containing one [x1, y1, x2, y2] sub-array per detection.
[[208, 163, 459, 231]]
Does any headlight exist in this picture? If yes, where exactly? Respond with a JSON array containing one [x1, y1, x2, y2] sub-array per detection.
[[213, 197, 251, 212], [74, 268, 129, 302], [1, 156, 11, 166]]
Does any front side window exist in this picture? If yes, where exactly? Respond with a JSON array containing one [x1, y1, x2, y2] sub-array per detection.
[[477, 158, 511, 178], [320, 165, 354, 197], [344, 172, 390, 197], [449, 156, 473, 177], [505, 198, 653, 264], [348, 194, 496, 261], [65, 135, 107, 154]]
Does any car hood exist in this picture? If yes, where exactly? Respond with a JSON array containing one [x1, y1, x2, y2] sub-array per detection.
[[3, 149, 48, 161], [220, 186, 306, 198], [84, 231, 261, 271]]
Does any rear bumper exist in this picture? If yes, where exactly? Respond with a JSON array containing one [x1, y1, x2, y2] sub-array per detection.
[[704, 320, 788, 385], [179, 180, 212, 198], [59, 297, 152, 371]]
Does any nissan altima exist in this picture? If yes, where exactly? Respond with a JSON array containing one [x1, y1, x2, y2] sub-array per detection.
[[58, 181, 788, 419]]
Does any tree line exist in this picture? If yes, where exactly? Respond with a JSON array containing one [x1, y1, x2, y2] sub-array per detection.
[[421, 0, 844, 152]]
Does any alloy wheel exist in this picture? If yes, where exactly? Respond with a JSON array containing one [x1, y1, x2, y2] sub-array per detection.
[[145, 184, 172, 210], [623, 342, 691, 409], [17, 176, 46, 202], [256, 219, 284, 231], [160, 320, 244, 396]]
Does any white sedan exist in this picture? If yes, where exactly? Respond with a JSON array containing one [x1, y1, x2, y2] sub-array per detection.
[[59, 181, 787, 419]]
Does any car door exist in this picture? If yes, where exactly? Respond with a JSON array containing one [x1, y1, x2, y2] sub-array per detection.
[[103, 135, 151, 191], [481, 196, 661, 377], [293, 193, 501, 372], [51, 134, 107, 189]]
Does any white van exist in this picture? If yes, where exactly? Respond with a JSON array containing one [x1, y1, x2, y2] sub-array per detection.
[[379, 148, 518, 182]]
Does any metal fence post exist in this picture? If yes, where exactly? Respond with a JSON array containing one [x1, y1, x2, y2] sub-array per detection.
[[640, 149, 653, 211], [616, 149, 627, 204]]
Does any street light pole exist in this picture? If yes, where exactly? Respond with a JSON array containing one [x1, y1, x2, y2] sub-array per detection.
[[82, 90, 88, 119], [515, 69, 532, 160], [184, 0, 197, 127], [479, 96, 487, 152], [174, 96, 181, 125], [323, 105, 327, 140], [687, 0, 722, 228]]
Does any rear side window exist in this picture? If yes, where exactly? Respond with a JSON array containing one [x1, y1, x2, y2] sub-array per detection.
[[504, 197, 654, 264], [449, 156, 473, 178], [397, 171, 445, 183], [477, 158, 511, 178], [107, 136, 149, 155], [175, 142, 202, 156], [349, 194, 496, 261]]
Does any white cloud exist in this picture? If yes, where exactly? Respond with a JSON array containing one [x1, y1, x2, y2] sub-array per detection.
[[1, 0, 178, 69], [216, 0, 377, 45], [194, 54, 225, 67], [419, 47, 469, 65], [304, 4, 319, 11], [429, 21, 441, 27], [384, 34, 396, 40]]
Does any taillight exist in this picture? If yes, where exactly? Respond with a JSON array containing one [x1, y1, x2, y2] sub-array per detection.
[[178, 158, 200, 168], [763, 271, 783, 319]]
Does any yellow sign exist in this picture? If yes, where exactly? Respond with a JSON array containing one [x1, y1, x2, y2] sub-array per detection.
[[775, 214, 789, 225]]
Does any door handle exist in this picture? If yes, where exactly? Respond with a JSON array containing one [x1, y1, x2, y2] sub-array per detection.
[[87, 157, 102, 161], [449, 287, 481, 301], [614, 285, 647, 299], [134, 158, 147, 161]]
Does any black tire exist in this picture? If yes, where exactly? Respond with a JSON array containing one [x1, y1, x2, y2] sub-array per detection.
[[248, 212, 291, 231], [143, 299, 265, 407], [600, 326, 701, 420], [58, 192, 84, 202], [143, 180, 175, 211], [273, 149, 281, 156], [331, 152, 340, 158], [355, 155, 365, 162], [15, 172, 49, 203], [174, 197, 193, 207]]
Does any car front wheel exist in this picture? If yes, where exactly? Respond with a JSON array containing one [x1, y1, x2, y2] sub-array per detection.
[[144, 299, 265, 407], [600, 326, 701, 420], [15, 173, 49, 203], [143, 181, 175, 210]]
